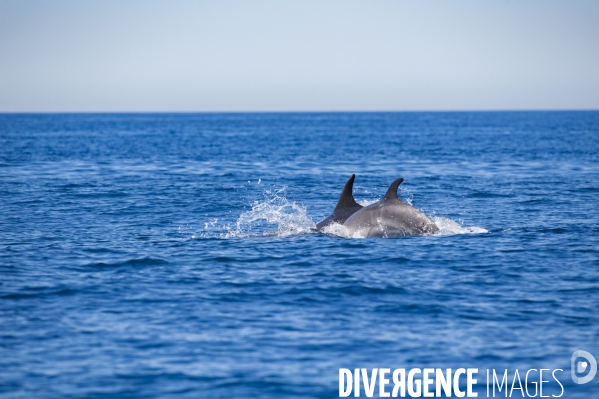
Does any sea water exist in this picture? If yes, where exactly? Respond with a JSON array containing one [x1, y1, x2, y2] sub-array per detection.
[[1, 112, 598, 398]]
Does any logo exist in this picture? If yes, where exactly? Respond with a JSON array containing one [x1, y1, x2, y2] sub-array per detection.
[[571, 350, 597, 384]]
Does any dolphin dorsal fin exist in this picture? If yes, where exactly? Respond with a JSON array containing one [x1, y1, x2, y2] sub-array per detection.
[[384, 177, 404, 200], [334, 174, 360, 210]]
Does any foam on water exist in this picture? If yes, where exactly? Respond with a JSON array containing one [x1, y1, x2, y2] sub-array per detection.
[[432, 216, 489, 235], [320, 222, 351, 238]]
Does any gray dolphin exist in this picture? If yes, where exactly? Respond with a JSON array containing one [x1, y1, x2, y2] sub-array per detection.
[[316, 174, 363, 231], [342, 177, 439, 237]]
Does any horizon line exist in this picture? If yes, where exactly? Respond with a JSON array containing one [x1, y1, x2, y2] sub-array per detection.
[[1, 109, 599, 115]]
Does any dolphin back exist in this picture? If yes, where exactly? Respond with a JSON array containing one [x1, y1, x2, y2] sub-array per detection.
[[316, 174, 363, 231], [343, 200, 439, 237], [342, 177, 439, 237]]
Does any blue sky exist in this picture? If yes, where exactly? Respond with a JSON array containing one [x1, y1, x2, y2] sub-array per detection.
[[1, 0, 598, 112]]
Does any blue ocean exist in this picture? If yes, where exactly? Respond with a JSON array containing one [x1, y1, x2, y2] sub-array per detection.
[[1, 112, 598, 398]]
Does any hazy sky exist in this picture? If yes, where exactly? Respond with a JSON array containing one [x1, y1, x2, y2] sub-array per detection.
[[1, 0, 598, 112]]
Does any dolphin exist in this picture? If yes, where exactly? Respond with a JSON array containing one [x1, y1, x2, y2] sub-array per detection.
[[316, 174, 363, 231], [342, 177, 439, 237]]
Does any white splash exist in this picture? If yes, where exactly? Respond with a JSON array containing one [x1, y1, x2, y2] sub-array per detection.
[[320, 222, 351, 237], [432, 216, 488, 235], [204, 218, 218, 229], [321, 222, 376, 239], [224, 187, 316, 238]]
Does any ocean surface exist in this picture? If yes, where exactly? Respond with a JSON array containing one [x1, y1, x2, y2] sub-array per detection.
[[1, 112, 598, 398]]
